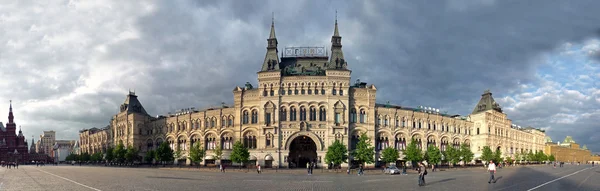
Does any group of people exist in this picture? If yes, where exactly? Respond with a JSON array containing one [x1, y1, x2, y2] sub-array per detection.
[[1, 161, 18, 169], [306, 161, 316, 175]]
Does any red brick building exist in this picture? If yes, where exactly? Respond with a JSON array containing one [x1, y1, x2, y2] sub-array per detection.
[[0, 101, 50, 163]]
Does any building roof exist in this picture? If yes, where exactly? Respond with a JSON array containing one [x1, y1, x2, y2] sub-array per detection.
[[563, 136, 575, 143], [120, 91, 150, 116], [471, 90, 503, 114]]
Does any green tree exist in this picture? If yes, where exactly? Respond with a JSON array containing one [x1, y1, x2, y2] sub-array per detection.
[[514, 151, 521, 162], [144, 150, 155, 164], [494, 148, 503, 163], [80, 152, 91, 162], [459, 143, 474, 165], [425, 145, 442, 166], [505, 157, 514, 164], [105, 147, 114, 163], [480, 146, 494, 163], [188, 142, 205, 167], [125, 146, 139, 164], [113, 142, 127, 163], [380, 147, 399, 165], [444, 146, 461, 166], [155, 142, 174, 166], [230, 141, 249, 168], [325, 140, 349, 167], [404, 139, 423, 166], [548, 154, 556, 162], [351, 133, 375, 165], [213, 147, 223, 165], [66, 153, 76, 161], [173, 145, 183, 164], [527, 150, 535, 162]]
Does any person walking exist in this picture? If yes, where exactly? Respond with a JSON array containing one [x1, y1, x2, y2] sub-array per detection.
[[307, 162, 311, 175], [257, 164, 261, 174], [417, 163, 424, 186], [592, 161, 594, 167], [488, 160, 497, 184]]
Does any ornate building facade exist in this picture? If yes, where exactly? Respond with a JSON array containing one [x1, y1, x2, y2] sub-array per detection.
[[78, 18, 548, 168], [469, 90, 546, 160], [0, 101, 29, 162], [78, 126, 111, 154]]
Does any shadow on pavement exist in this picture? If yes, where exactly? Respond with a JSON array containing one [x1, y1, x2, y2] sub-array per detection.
[[146, 176, 203, 180], [426, 178, 456, 185], [493, 176, 503, 183], [496, 166, 597, 191]]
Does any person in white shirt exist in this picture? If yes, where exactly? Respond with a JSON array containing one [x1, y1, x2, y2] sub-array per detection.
[[488, 160, 496, 184]]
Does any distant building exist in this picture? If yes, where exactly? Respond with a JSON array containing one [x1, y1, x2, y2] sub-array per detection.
[[544, 136, 592, 163], [0, 101, 50, 163], [79, 126, 111, 154], [53, 140, 76, 162], [38, 131, 56, 156]]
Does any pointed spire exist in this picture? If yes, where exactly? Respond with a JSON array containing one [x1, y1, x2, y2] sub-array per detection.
[[8, 100, 14, 124], [334, 10, 340, 36], [261, 12, 279, 72], [269, 12, 276, 39]]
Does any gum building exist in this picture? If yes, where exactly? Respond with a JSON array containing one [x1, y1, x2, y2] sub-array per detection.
[[80, 18, 547, 168]]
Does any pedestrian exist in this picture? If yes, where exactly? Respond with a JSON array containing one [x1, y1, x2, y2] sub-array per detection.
[[417, 163, 424, 186], [488, 160, 496, 184], [592, 161, 594, 167], [347, 167, 350, 175], [257, 164, 261, 174], [307, 162, 311, 175], [402, 165, 407, 175]]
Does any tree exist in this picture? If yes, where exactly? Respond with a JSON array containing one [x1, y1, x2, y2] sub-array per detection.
[[548, 154, 556, 162], [113, 142, 127, 164], [493, 148, 503, 164], [325, 140, 349, 167], [444, 146, 461, 166], [155, 142, 174, 166], [459, 143, 474, 165], [188, 142, 205, 167], [81, 152, 91, 162], [125, 146, 139, 164], [352, 133, 375, 165], [514, 151, 521, 162], [380, 147, 399, 165], [213, 147, 223, 165], [527, 150, 535, 162], [105, 147, 114, 163], [230, 141, 249, 168], [505, 157, 514, 165], [480, 146, 494, 163], [173, 145, 183, 164], [425, 145, 442, 167], [66, 153, 76, 161], [144, 150, 155, 164], [404, 139, 423, 167]]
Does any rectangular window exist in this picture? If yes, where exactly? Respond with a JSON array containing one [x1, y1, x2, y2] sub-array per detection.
[[335, 113, 341, 124], [265, 113, 271, 126]]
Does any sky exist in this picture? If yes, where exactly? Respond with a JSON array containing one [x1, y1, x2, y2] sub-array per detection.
[[0, 0, 599, 153]]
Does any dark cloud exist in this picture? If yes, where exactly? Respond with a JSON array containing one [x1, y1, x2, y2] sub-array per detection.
[[1, 0, 600, 153]]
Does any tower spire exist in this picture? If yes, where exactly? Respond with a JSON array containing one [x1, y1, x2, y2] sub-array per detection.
[[8, 100, 14, 124], [329, 11, 345, 69], [260, 12, 280, 72]]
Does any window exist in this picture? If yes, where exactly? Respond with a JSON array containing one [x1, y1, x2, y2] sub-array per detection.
[[280, 108, 287, 121], [321, 89, 325, 95], [228, 118, 233, 127], [288, 89, 292, 95], [359, 110, 366, 123], [418, 121, 422, 128], [339, 90, 344, 96], [335, 112, 341, 124], [206, 135, 216, 150], [350, 134, 360, 150], [309, 107, 317, 121], [251, 110, 258, 124], [294, 89, 299, 95], [211, 118, 216, 128], [263, 90, 267, 97], [281, 89, 285, 95], [332, 89, 337, 95], [402, 119, 406, 127], [377, 136, 390, 150], [350, 108, 357, 123], [384, 117, 389, 126], [243, 134, 257, 149], [243, 111, 249, 124], [265, 133, 273, 148], [265, 112, 271, 126], [319, 107, 327, 121], [300, 107, 307, 121], [222, 118, 226, 127], [270, 90, 274, 96], [222, 135, 233, 150], [301, 89, 305, 95], [308, 89, 312, 94], [395, 137, 406, 150], [290, 107, 297, 121]]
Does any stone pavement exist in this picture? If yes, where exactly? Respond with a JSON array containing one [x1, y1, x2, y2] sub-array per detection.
[[0, 164, 598, 191]]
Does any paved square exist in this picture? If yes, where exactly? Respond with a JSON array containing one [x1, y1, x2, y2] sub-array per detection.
[[0, 165, 598, 191]]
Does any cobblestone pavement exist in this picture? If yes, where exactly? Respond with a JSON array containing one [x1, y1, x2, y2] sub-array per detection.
[[0, 164, 598, 191]]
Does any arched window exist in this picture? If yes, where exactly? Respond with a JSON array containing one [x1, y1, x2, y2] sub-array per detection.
[[228, 117, 233, 127], [350, 134, 360, 150], [319, 107, 327, 121], [146, 140, 153, 151], [418, 121, 422, 128], [243, 132, 257, 149], [205, 134, 216, 150], [211, 118, 216, 128], [251, 110, 258, 124], [377, 135, 390, 150], [384, 116, 389, 126], [243, 111, 249, 124], [359, 110, 366, 123], [221, 134, 233, 150], [350, 108, 357, 123], [309, 107, 317, 121], [332, 89, 337, 95], [221, 117, 226, 128], [280, 108, 287, 121], [300, 107, 307, 121], [395, 136, 407, 150], [290, 107, 297, 121], [402, 119, 406, 127]]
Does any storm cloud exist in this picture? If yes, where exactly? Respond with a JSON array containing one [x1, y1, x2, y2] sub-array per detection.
[[0, 0, 599, 153]]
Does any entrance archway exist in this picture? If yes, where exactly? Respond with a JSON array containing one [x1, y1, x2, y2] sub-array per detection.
[[288, 135, 317, 168]]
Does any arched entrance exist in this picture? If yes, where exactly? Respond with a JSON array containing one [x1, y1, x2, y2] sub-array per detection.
[[288, 135, 317, 168]]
